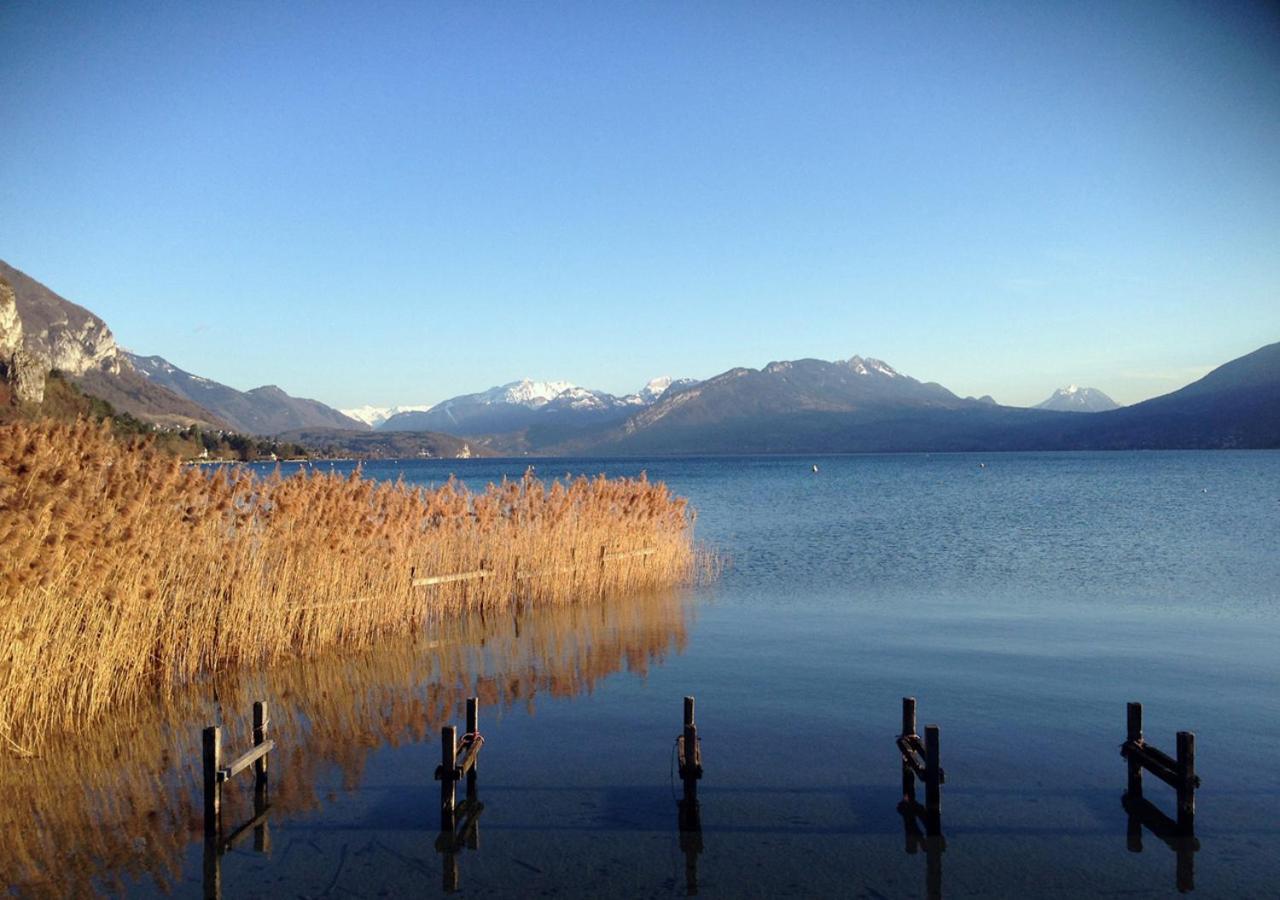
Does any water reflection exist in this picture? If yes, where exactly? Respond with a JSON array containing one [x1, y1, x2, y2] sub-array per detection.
[[1123, 791, 1199, 893], [0, 587, 690, 896]]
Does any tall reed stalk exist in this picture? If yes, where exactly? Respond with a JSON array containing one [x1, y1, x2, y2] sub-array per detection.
[[0, 419, 700, 751]]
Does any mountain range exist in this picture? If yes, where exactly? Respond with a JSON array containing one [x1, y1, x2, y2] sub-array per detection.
[[0, 259, 379, 436], [3, 259, 1277, 453], [125, 351, 368, 435]]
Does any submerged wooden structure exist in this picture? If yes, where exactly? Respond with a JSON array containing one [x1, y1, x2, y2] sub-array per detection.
[[1121, 701, 1201, 892], [202, 701, 274, 900], [189, 693, 1206, 897], [434, 697, 485, 892]]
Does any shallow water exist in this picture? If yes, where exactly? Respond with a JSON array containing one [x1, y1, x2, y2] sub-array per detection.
[[7, 451, 1279, 897]]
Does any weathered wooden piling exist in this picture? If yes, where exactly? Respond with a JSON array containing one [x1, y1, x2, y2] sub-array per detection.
[[202, 726, 222, 838], [434, 699, 485, 894], [465, 697, 479, 803], [201, 702, 276, 900], [1176, 731, 1195, 833], [924, 725, 941, 818], [1127, 702, 1144, 798], [439, 725, 458, 832], [896, 698, 944, 827], [253, 701, 269, 792], [901, 697, 917, 801], [678, 696, 702, 802], [1120, 702, 1199, 836], [435, 697, 484, 833]]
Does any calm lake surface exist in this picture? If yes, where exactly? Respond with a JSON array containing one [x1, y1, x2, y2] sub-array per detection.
[[11, 452, 1280, 898]]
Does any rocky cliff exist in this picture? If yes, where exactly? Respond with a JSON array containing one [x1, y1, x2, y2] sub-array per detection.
[[0, 277, 45, 404], [0, 261, 226, 427], [0, 261, 123, 379]]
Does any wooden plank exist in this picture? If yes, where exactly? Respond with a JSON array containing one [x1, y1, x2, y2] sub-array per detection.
[[413, 569, 491, 587], [218, 740, 275, 783], [289, 596, 373, 611], [897, 736, 927, 776], [603, 547, 657, 561], [1122, 741, 1197, 789], [456, 740, 481, 776]]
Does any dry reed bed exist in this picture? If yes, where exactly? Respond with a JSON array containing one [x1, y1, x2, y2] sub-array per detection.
[[0, 586, 691, 896], [0, 419, 699, 752]]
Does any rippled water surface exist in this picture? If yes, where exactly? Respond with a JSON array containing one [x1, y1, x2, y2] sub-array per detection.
[[7, 451, 1279, 898]]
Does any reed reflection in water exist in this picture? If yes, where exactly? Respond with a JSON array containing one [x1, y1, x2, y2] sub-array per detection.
[[0, 586, 691, 897]]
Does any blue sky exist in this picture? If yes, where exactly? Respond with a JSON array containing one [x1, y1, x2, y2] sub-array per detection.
[[2, 1, 1277, 408]]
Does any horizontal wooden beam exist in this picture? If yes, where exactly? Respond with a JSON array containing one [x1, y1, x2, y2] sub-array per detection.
[[896, 734, 946, 784], [603, 547, 657, 561], [457, 740, 481, 776], [896, 735, 927, 776], [413, 569, 491, 587], [218, 740, 275, 783], [1122, 740, 1199, 789], [412, 548, 656, 588]]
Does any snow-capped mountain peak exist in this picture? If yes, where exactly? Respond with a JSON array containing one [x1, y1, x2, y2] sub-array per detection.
[[621, 376, 695, 406], [1034, 385, 1119, 413], [480, 379, 578, 407], [341, 404, 432, 428], [847, 355, 899, 378]]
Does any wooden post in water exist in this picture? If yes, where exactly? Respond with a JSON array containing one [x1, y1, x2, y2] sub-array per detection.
[[598, 544, 607, 597], [440, 725, 458, 833], [203, 726, 222, 839], [253, 701, 269, 792], [924, 724, 941, 831], [1176, 731, 1195, 833], [1126, 702, 1144, 800], [465, 697, 479, 803], [681, 696, 699, 803], [901, 697, 918, 803]]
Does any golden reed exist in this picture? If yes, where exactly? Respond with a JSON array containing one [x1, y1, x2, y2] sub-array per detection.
[[0, 419, 700, 752]]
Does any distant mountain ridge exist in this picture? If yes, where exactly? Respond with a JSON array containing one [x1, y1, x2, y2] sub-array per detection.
[[126, 352, 368, 435], [380, 376, 696, 442], [1, 260, 228, 428], [341, 404, 432, 428], [1035, 385, 1119, 412]]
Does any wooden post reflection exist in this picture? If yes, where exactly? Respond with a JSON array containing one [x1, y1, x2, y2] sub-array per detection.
[[1122, 792, 1198, 893]]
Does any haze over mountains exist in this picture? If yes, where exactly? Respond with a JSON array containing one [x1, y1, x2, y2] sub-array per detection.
[[2, 259, 1277, 452]]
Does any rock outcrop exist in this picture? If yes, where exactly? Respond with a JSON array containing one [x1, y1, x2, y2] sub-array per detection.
[[0, 261, 123, 379], [0, 278, 45, 404]]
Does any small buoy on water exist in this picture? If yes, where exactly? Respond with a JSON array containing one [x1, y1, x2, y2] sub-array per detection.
[[812, 464, 819, 473]]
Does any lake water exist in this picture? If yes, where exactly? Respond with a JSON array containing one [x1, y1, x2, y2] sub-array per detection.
[[6, 452, 1279, 898]]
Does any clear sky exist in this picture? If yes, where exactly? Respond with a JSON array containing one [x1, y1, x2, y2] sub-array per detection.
[[2, 1, 1278, 409]]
